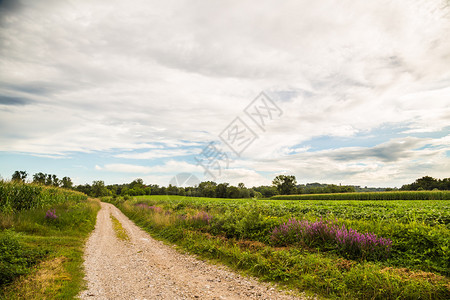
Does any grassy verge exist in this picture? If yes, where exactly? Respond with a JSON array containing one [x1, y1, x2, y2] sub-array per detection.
[[110, 215, 130, 241], [0, 198, 100, 299], [104, 196, 450, 300]]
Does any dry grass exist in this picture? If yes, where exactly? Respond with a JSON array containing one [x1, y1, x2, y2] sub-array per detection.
[[2, 257, 70, 299], [0, 213, 14, 229], [381, 267, 450, 290]]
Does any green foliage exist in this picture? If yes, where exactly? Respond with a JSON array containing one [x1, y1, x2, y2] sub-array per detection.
[[91, 180, 110, 197], [401, 176, 450, 191], [272, 175, 297, 195], [32, 172, 66, 187], [298, 183, 356, 194], [271, 190, 450, 200], [0, 197, 100, 298], [209, 203, 277, 242], [0, 181, 87, 212], [0, 230, 47, 286], [11, 171, 27, 183]]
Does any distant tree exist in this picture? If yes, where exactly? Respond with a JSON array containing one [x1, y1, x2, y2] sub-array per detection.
[[400, 176, 449, 191], [226, 186, 241, 198], [166, 184, 178, 195], [61, 176, 73, 189], [144, 186, 152, 195], [177, 187, 185, 196], [215, 183, 229, 198], [51, 174, 60, 187], [12, 170, 27, 183], [46, 174, 52, 186], [198, 181, 217, 198], [33, 172, 46, 185], [75, 183, 92, 195], [129, 178, 144, 189], [239, 188, 250, 198], [252, 191, 263, 199], [440, 178, 450, 190], [415, 176, 437, 190], [253, 185, 278, 198], [92, 180, 110, 197], [120, 187, 129, 196], [272, 175, 297, 195]]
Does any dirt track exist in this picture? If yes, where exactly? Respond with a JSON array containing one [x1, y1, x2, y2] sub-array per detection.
[[78, 202, 306, 300]]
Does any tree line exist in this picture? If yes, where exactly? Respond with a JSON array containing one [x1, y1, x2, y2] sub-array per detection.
[[7, 171, 449, 199], [400, 176, 450, 191], [11, 171, 73, 189]]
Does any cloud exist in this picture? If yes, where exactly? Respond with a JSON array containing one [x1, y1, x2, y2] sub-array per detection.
[[100, 164, 153, 173], [329, 137, 423, 162], [115, 148, 197, 160], [0, 0, 449, 187], [235, 135, 450, 187], [97, 160, 203, 175], [0, 96, 32, 106]]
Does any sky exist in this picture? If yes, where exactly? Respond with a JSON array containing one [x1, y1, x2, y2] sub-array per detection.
[[0, 0, 449, 188]]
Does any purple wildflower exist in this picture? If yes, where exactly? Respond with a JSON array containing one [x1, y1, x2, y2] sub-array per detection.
[[190, 211, 212, 225], [134, 203, 163, 213], [45, 209, 58, 220], [270, 218, 392, 260], [135, 203, 150, 209]]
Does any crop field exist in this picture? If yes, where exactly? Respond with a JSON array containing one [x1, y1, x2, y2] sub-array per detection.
[[272, 190, 450, 201], [106, 194, 450, 299], [0, 180, 87, 212]]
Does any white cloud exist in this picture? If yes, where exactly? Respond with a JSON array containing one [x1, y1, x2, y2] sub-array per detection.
[[0, 0, 449, 186], [115, 148, 196, 160], [101, 164, 153, 173], [98, 160, 203, 175], [235, 135, 450, 187]]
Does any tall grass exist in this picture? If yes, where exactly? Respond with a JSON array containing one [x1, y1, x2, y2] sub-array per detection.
[[1, 198, 100, 298], [271, 190, 450, 201], [0, 181, 87, 212]]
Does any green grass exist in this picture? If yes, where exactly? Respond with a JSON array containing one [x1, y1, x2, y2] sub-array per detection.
[[104, 195, 450, 299], [110, 215, 130, 241], [0, 195, 100, 299]]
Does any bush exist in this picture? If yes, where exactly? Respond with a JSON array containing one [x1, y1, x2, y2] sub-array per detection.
[[0, 231, 47, 286], [270, 218, 392, 261]]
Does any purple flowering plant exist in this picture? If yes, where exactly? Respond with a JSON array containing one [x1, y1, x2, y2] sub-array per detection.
[[190, 211, 212, 227], [135, 203, 163, 213], [270, 218, 392, 261], [45, 209, 58, 220]]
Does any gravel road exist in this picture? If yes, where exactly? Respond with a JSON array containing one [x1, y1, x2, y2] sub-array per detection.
[[78, 202, 307, 300]]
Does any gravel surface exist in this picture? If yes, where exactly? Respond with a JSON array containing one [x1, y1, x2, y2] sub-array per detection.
[[78, 202, 308, 300]]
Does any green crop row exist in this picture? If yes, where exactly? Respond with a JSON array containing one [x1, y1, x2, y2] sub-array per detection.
[[0, 181, 87, 212], [271, 190, 450, 201]]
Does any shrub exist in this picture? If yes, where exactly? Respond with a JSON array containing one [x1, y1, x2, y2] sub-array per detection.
[[0, 231, 47, 286], [270, 218, 392, 261]]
